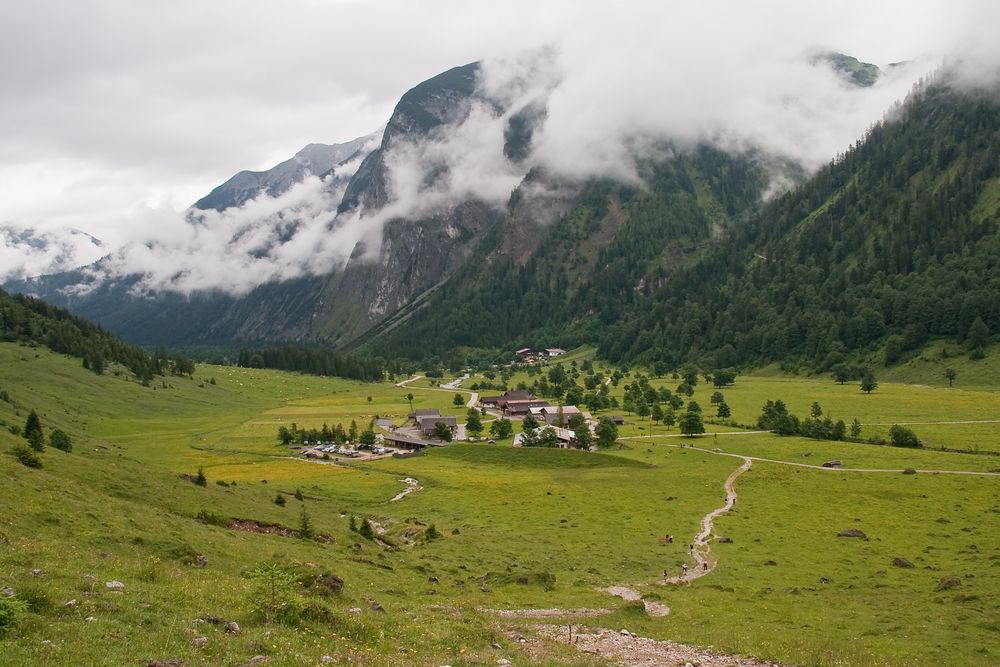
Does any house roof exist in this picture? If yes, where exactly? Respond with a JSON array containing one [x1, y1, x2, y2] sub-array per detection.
[[515, 348, 534, 355], [385, 434, 441, 448], [411, 408, 441, 417], [419, 415, 457, 428]]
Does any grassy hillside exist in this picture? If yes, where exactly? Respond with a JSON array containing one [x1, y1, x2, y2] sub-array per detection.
[[2, 343, 999, 665]]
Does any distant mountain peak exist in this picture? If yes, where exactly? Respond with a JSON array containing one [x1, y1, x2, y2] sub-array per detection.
[[819, 51, 881, 87]]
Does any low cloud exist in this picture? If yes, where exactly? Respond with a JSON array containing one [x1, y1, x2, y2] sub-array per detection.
[[5, 1, 1000, 298]]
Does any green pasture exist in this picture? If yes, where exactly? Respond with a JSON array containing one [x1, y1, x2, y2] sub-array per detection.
[[2, 342, 1000, 665]]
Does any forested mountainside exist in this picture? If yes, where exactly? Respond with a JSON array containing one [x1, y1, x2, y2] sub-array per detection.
[[0, 287, 185, 380], [368, 78, 1000, 369], [596, 79, 1000, 370], [365, 145, 777, 360]]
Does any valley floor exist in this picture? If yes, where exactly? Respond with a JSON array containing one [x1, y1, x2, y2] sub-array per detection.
[[1, 343, 999, 666]]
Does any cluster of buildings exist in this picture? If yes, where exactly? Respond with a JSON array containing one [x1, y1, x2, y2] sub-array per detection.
[[408, 408, 458, 436], [481, 389, 623, 449], [514, 347, 566, 363]]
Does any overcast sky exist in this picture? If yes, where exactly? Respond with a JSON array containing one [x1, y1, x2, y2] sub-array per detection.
[[1, 0, 997, 282]]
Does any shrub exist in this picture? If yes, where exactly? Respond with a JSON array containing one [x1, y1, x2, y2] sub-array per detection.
[[889, 424, 922, 448], [274, 493, 287, 506], [13, 444, 42, 469], [359, 518, 374, 540], [0, 595, 28, 636], [49, 429, 72, 452], [425, 524, 441, 541], [246, 562, 305, 624]]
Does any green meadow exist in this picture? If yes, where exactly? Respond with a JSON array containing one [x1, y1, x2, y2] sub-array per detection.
[[1, 342, 999, 665]]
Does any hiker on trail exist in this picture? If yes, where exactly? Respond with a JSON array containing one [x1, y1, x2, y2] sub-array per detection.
[[663, 568, 668, 578], [703, 562, 708, 571], [682, 563, 688, 574], [689, 544, 693, 552], [666, 534, 673, 543]]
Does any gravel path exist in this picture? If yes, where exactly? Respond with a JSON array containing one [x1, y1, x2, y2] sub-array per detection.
[[535, 625, 786, 666], [663, 457, 752, 585], [388, 477, 421, 502]]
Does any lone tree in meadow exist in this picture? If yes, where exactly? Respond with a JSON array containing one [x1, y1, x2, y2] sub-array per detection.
[[716, 401, 731, 419], [405, 393, 414, 412], [23, 409, 44, 452], [489, 418, 513, 439], [849, 418, 862, 439], [860, 370, 878, 394], [453, 392, 464, 407], [679, 410, 705, 437], [944, 368, 957, 387], [195, 466, 207, 487]]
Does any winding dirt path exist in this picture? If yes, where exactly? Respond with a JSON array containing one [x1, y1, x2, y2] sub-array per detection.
[[395, 375, 423, 387], [663, 456, 752, 585]]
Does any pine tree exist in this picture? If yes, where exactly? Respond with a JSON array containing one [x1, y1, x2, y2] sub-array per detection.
[[23, 409, 44, 452]]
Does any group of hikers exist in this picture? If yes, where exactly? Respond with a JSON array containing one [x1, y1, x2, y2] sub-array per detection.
[[661, 536, 708, 580]]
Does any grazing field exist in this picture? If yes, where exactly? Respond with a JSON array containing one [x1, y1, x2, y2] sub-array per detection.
[[1, 342, 999, 666]]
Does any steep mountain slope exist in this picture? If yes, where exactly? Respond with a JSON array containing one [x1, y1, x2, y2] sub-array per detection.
[[8, 54, 920, 356], [590, 78, 1000, 370], [366, 146, 778, 361]]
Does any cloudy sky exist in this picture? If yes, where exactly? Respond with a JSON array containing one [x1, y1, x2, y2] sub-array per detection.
[[1, 0, 996, 284]]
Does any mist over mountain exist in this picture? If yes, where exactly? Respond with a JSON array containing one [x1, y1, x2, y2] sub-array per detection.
[[7, 8, 1000, 364]]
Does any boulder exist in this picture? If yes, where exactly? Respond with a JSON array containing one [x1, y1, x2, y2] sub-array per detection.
[[193, 554, 208, 568], [64, 599, 78, 609], [902, 468, 917, 475], [106, 580, 125, 591], [1, 587, 14, 598], [821, 460, 842, 468], [369, 601, 385, 613], [240, 657, 269, 667], [891, 557, 914, 568], [30, 568, 43, 577], [224, 621, 241, 634], [191, 637, 208, 648], [837, 529, 868, 539], [717, 537, 733, 543], [146, 660, 184, 667]]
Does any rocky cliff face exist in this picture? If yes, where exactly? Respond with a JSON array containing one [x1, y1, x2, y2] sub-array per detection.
[[8, 62, 506, 347]]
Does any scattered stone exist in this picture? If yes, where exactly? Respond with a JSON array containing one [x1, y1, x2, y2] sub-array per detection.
[[320, 657, 334, 664], [41, 640, 53, 646], [240, 656, 269, 667], [427, 576, 439, 583], [85, 616, 96, 622], [763, 560, 778, 566], [480, 584, 492, 593], [935, 576, 962, 592], [837, 529, 868, 539], [818, 577, 830, 584], [348, 607, 362, 614], [1, 587, 14, 598], [497, 659, 512, 666], [717, 536, 733, 543], [224, 621, 240, 634], [106, 580, 125, 591], [620, 628, 631, 636], [821, 460, 842, 468], [491, 642, 502, 649], [64, 599, 78, 609], [146, 660, 184, 667], [892, 557, 914, 568], [30, 568, 43, 577], [902, 469, 917, 475], [191, 618, 206, 625], [192, 637, 208, 648], [315, 573, 344, 596], [369, 601, 385, 613], [193, 554, 208, 568]]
